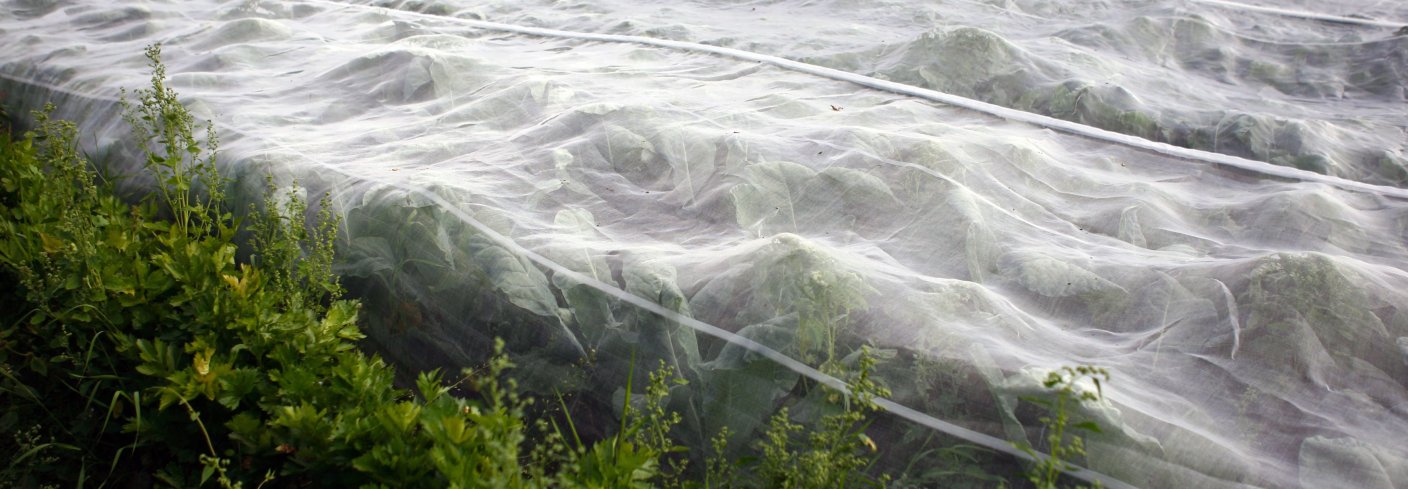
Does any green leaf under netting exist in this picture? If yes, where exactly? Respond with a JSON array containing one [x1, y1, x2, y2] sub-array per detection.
[[1002, 252, 1124, 298], [622, 259, 702, 371], [545, 209, 619, 348], [600, 123, 662, 187], [654, 125, 718, 205], [470, 238, 583, 354], [1240, 253, 1402, 387], [730, 160, 818, 236], [815, 166, 898, 211], [699, 316, 801, 453], [749, 235, 875, 365]]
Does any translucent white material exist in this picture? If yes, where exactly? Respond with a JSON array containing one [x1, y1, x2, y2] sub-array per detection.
[[3, 0, 1407, 487]]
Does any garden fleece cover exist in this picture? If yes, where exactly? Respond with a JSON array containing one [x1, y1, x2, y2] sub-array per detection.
[[3, 0, 1408, 487]]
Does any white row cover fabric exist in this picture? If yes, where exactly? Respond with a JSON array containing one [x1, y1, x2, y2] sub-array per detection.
[[3, 0, 1407, 487]]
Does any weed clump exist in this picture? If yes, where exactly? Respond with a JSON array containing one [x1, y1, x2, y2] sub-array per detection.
[[1016, 365, 1111, 489]]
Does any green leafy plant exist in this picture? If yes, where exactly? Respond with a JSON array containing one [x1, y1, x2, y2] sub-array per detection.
[[703, 425, 736, 488], [0, 101, 134, 487], [630, 361, 691, 487], [250, 177, 344, 312], [748, 347, 891, 489], [1016, 365, 1109, 489], [556, 358, 684, 489], [120, 44, 225, 238]]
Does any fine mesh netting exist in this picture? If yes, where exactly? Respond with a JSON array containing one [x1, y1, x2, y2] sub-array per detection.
[[3, 0, 1408, 487]]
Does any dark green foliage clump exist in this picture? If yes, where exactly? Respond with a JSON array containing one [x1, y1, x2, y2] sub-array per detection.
[[0, 44, 664, 488]]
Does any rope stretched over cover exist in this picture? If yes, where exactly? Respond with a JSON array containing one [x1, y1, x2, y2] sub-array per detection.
[[1188, 0, 1408, 29]]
